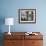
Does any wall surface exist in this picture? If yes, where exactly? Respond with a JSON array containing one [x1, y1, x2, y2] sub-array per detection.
[[0, 0, 46, 46], [0, 0, 46, 32]]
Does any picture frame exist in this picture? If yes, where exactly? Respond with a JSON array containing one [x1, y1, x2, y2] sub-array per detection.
[[18, 9, 36, 23]]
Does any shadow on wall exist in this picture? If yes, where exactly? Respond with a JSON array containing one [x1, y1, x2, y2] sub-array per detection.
[[0, 16, 5, 46]]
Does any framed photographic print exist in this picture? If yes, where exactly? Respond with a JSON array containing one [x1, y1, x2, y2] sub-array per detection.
[[18, 9, 36, 23]]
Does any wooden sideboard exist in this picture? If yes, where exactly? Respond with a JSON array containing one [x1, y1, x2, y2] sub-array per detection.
[[4, 32, 43, 46]]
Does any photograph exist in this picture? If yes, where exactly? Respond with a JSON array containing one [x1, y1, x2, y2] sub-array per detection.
[[19, 9, 36, 23]]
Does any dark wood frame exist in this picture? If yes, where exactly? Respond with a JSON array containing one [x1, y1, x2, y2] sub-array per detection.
[[18, 9, 36, 24]]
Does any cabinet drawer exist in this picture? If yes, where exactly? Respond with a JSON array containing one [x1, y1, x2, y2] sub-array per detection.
[[25, 35, 43, 40], [32, 40, 43, 46], [4, 35, 24, 40], [24, 40, 43, 46], [4, 40, 24, 46], [4, 40, 16, 46]]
